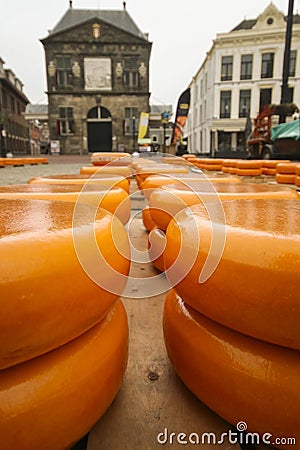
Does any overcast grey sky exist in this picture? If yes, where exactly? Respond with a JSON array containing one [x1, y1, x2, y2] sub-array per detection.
[[0, 0, 298, 110]]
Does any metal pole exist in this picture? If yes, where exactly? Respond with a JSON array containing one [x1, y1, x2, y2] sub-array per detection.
[[280, 0, 294, 123], [132, 116, 136, 152]]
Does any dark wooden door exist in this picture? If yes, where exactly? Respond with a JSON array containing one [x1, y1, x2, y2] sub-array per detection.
[[87, 121, 112, 152]]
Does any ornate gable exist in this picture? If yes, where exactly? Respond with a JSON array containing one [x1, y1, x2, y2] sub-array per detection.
[[253, 2, 285, 30], [43, 18, 147, 45]]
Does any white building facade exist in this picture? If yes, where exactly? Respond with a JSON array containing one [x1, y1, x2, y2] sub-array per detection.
[[186, 3, 300, 155]]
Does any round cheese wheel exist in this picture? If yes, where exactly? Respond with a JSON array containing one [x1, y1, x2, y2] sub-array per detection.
[[0, 184, 130, 224], [141, 174, 241, 200], [236, 160, 263, 169], [0, 299, 128, 450], [29, 174, 130, 193], [163, 290, 300, 448], [142, 206, 158, 232], [275, 173, 296, 184], [91, 152, 130, 166], [262, 168, 276, 176], [0, 199, 130, 369], [222, 159, 239, 167], [295, 176, 300, 187], [80, 166, 131, 177], [276, 162, 298, 174], [164, 199, 300, 349], [236, 168, 262, 176], [148, 228, 166, 272], [137, 166, 189, 182], [296, 164, 300, 176], [149, 182, 298, 230], [203, 164, 223, 171], [263, 160, 290, 169]]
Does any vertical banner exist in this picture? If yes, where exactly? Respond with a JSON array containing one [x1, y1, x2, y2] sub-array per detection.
[[138, 112, 149, 142], [171, 88, 191, 144]]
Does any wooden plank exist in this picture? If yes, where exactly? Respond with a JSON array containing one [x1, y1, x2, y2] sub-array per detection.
[[88, 182, 238, 449]]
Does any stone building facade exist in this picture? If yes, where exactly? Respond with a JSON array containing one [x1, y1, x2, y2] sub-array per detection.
[[186, 3, 300, 155], [41, 3, 152, 154], [0, 58, 30, 156]]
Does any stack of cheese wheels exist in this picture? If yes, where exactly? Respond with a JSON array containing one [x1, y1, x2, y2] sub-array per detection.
[[0, 199, 130, 449], [221, 159, 239, 174], [262, 159, 290, 176], [149, 182, 298, 230], [164, 199, 300, 348], [29, 173, 130, 193], [191, 158, 211, 170], [163, 290, 300, 448], [163, 199, 300, 445], [275, 162, 298, 185], [235, 159, 263, 177], [0, 183, 130, 224], [141, 174, 241, 200]]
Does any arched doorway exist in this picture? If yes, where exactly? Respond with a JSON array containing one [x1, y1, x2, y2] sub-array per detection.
[[87, 106, 112, 152]]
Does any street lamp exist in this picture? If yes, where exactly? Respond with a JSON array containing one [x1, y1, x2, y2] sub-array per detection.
[[161, 111, 170, 153], [132, 116, 136, 152]]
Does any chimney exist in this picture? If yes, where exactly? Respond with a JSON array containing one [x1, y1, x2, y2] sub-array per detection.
[[69, 0, 73, 8], [123, 1, 126, 9]]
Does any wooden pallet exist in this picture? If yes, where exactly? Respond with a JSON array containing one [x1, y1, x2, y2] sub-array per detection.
[[87, 181, 238, 450]]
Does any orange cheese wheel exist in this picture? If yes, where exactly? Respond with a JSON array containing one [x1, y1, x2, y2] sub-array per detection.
[[275, 173, 296, 184], [236, 160, 263, 169], [0, 157, 48, 165], [263, 160, 290, 169], [222, 159, 240, 167], [149, 182, 298, 230], [164, 199, 300, 349], [236, 168, 262, 176], [29, 174, 130, 193], [0, 184, 130, 224], [296, 164, 300, 175], [203, 158, 224, 165], [148, 228, 166, 272], [203, 164, 223, 171], [0, 299, 128, 450], [141, 174, 241, 200], [91, 151, 130, 166], [0, 199, 130, 369], [163, 290, 300, 448], [262, 167, 276, 176], [137, 166, 189, 182], [295, 176, 300, 187], [221, 167, 230, 173], [276, 162, 298, 174], [228, 167, 237, 174], [142, 206, 158, 232], [80, 165, 131, 177]]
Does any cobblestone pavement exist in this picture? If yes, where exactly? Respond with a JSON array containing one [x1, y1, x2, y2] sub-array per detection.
[[0, 155, 91, 185]]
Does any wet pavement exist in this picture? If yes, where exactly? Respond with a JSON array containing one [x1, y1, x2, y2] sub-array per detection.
[[0, 155, 91, 185]]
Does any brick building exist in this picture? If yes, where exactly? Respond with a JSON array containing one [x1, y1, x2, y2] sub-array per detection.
[[41, 1, 152, 154], [0, 58, 30, 156]]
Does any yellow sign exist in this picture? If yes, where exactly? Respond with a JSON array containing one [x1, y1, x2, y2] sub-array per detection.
[[138, 112, 149, 141]]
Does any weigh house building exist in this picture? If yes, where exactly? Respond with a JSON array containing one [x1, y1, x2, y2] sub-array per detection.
[[41, 2, 152, 154]]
